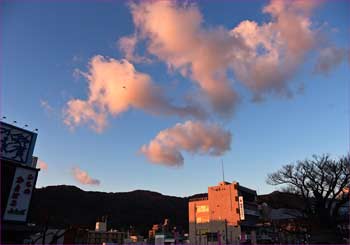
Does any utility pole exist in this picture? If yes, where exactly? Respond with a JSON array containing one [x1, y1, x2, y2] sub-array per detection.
[[42, 209, 51, 245], [225, 219, 228, 245], [194, 205, 197, 245]]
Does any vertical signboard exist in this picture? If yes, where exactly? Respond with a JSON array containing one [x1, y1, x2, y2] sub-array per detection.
[[238, 196, 245, 220], [3, 167, 37, 222], [0, 122, 37, 165]]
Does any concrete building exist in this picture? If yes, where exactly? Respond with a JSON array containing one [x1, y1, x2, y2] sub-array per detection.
[[148, 224, 160, 240], [189, 181, 259, 245], [96, 221, 107, 232], [86, 219, 125, 244], [148, 219, 188, 245], [87, 230, 125, 245]]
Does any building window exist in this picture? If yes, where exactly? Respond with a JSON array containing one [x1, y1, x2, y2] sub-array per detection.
[[196, 205, 209, 213], [196, 217, 209, 223], [207, 232, 218, 242], [196, 229, 209, 235]]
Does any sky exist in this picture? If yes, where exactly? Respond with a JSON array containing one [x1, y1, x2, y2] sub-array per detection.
[[1, 0, 349, 197]]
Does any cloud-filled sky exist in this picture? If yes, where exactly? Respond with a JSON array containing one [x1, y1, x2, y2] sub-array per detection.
[[1, 0, 349, 196]]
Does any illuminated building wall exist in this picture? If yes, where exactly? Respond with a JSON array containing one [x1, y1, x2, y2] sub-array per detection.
[[208, 182, 240, 225], [189, 181, 258, 245]]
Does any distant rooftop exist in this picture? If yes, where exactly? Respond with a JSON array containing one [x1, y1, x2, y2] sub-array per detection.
[[270, 208, 303, 220], [189, 181, 257, 202], [219, 181, 231, 186], [189, 193, 208, 202], [238, 185, 257, 195]]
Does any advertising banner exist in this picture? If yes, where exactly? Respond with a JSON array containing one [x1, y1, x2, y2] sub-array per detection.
[[239, 196, 245, 220], [3, 167, 37, 222], [0, 122, 37, 165]]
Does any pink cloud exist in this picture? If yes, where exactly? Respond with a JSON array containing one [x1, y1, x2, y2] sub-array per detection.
[[63, 0, 346, 167], [231, 0, 319, 96], [64, 55, 206, 132], [64, 98, 107, 133], [129, 1, 240, 116], [118, 35, 151, 63], [314, 46, 346, 75], [128, 0, 325, 107], [37, 159, 48, 171], [140, 121, 231, 166], [72, 167, 100, 185]]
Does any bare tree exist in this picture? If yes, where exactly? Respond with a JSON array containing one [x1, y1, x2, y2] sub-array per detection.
[[267, 154, 350, 227]]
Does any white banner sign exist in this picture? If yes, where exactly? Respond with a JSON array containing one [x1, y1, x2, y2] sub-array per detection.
[[4, 167, 37, 222], [239, 196, 245, 220]]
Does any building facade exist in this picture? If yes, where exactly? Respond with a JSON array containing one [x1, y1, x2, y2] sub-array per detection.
[[86, 219, 125, 244], [189, 181, 259, 245], [1, 121, 40, 244], [86, 230, 125, 244]]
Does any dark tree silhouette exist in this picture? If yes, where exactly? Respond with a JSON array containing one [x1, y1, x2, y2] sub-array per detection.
[[267, 154, 350, 227]]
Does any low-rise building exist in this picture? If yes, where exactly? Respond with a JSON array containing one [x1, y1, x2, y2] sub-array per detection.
[[148, 219, 188, 245], [189, 181, 259, 245], [87, 230, 125, 245], [85, 218, 125, 244]]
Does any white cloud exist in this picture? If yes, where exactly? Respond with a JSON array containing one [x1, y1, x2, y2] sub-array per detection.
[[40, 100, 54, 114]]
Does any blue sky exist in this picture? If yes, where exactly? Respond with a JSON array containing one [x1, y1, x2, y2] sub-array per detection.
[[1, 0, 349, 196]]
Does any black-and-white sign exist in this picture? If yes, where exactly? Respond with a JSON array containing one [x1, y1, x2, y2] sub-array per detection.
[[3, 167, 37, 222], [0, 122, 37, 165]]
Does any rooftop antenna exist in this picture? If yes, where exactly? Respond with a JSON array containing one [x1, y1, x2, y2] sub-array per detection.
[[221, 159, 225, 182]]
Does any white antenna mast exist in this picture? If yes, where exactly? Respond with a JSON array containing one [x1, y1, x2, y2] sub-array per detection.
[[221, 159, 225, 182]]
